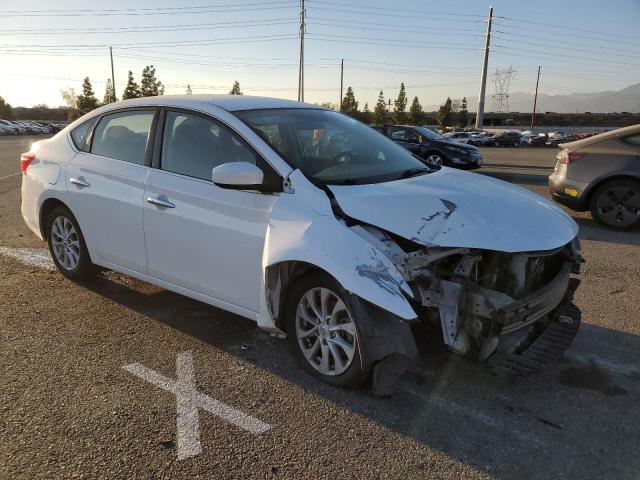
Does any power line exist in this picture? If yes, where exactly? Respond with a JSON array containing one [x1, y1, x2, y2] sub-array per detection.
[[497, 15, 640, 41]]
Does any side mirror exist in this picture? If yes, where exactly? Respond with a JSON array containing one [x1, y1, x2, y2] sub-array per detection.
[[212, 162, 264, 190]]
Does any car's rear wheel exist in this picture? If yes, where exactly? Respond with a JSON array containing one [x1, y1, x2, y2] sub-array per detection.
[[46, 206, 95, 280], [494, 141, 501, 147], [589, 179, 640, 230], [424, 152, 444, 166], [286, 272, 370, 389]]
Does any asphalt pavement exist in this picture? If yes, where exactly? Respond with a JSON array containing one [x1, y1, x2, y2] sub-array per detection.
[[1, 137, 639, 479]]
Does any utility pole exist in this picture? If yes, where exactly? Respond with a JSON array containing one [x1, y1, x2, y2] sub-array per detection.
[[339, 59, 344, 111], [531, 65, 541, 129], [474, 6, 493, 130], [110, 46, 116, 100], [297, 0, 306, 102]]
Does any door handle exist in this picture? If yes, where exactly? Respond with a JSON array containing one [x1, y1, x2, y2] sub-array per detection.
[[69, 177, 90, 188], [146, 196, 175, 209]]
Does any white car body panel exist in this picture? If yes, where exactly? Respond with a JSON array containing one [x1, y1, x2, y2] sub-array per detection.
[[144, 169, 277, 312], [257, 170, 416, 329], [329, 167, 578, 253], [66, 152, 149, 273]]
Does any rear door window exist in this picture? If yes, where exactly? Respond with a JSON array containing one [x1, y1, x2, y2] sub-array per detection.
[[90, 111, 155, 164]]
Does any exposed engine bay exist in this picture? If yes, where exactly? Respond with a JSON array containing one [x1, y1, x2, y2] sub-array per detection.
[[350, 223, 583, 364]]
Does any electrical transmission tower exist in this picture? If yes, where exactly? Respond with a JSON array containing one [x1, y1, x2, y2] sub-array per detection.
[[491, 67, 517, 112]]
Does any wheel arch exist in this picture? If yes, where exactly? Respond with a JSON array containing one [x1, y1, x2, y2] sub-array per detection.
[[39, 197, 71, 240], [582, 173, 640, 210]]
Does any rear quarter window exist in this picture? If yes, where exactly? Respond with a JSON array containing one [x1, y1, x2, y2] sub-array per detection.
[[70, 118, 98, 150]]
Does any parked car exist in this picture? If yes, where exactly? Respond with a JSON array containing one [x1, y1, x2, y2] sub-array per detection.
[[549, 124, 640, 230], [546, 134, 576, 147], [528, 133, 549, 146], [0, 119, 24, 134], [443, 131, 474, 144], [21, 96, 583, 394], [468, 132, 494, 146], [490, 130, 521, 147], [378, 125, 483, 169]]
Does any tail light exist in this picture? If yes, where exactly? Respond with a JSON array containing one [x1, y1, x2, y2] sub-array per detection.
[[557, 149, 583, 164], [20, 152, 36, 174]]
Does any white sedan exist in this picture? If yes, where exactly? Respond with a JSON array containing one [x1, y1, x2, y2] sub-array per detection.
[[21, 96, 583, 395]]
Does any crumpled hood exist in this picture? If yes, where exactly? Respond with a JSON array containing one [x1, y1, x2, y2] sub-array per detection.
[[328, 167, 578, 253]]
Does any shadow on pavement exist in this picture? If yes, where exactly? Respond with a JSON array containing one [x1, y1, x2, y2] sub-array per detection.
[[80, 271, 640, 480]]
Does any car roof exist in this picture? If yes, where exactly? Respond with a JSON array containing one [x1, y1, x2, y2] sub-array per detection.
[[561, 123, 640, 150], [101, 95, 324, 112]]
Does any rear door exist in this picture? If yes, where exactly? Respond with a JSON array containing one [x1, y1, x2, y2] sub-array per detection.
[[66, 108, 157, 273], [388, 127, 420, 154]]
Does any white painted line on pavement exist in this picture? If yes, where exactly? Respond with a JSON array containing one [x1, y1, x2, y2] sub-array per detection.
[[123, 351, 271, 460], [0, 247, 54, 270], [0, 172, 20, 181]]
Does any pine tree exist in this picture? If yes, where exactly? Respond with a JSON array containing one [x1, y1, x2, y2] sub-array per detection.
[[360, 102, 372, 124], [340, 86, 358, 116], [76, 77, 99, 114], [186, 84, 193, 95], [122, 71, 141, 100], [393, 83, 408, 124], [103, 78, 116, 104], [437, 97, 453, 131], [229, 81, 243, 95], [140, 65, 164, 97], [458, 97, 469, 127], [373, 91, 386, 125], [408, 96, 423, 125], [0, 96, 14, 120]]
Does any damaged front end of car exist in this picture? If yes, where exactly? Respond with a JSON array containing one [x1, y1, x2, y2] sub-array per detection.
[[351, 223, 584, 373]]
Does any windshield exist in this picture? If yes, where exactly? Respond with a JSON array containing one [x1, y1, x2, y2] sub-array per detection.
[[235, 108, 430, 185], [412, 126, 444, 141]]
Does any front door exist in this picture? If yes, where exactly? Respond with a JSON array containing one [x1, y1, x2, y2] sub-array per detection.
[[143, 109, 278, 312]]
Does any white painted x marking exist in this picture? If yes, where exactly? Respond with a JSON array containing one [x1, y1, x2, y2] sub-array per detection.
[[123, 351, 271, 460]]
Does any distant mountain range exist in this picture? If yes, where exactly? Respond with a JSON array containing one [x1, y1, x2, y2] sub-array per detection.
[[425, 82, 640, 114]]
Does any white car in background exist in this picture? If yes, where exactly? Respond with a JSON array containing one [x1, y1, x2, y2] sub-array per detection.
[[20, 96, 583, 395], [443, 131, 474, 144]]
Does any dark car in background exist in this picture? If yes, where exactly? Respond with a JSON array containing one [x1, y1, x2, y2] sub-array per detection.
[[549, 124, 640, 230], [376, 125, 483, 169], [490, 130, 521, 147]]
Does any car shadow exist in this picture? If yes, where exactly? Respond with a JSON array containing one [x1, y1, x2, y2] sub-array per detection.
[[576, 216, 640, 245], [81, 271, 640, 479], [479, 170, 549, 186]]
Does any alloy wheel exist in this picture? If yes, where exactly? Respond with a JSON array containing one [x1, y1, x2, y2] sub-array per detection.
[[50, 215, 81, 270], [295, 287, 357, 376], [426, 154, 443, 166], [596, 186, 640, 227]]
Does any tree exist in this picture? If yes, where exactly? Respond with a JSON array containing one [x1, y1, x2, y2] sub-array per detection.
[[61, 88, 81, 121], [0, 96, 15, 120], [373, 90, 386, 125], [393, 83, 408, 124], [340, 86, 358, 116], [103, 78, 116, 104], [122, 71, 141, 100], [437, 97, 453, 131], [229, 81, 243, 95], [76, 77, 99, 114], [360, 102, 372, 124], [186, 84, 193, 95], [408, 96, 423, 125], [318, 102, 336, 110], [458, 97, 469, 127], [140, 65, 164, 97]]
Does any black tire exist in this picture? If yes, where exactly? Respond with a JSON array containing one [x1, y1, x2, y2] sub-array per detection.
[[589, 179, 640, 230], [423, 151, 445, 167], [46, 205, 95, 281], [494, 141, 501, 147], [285, 271, 371, 389]]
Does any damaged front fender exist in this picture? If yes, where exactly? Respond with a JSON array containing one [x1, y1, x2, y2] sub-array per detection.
[[257, 170, 418, 332]]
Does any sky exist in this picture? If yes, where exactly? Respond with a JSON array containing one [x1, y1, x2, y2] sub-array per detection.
[[0, 0, 639, 110]]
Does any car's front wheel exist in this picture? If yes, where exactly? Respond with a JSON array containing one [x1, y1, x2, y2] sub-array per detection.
[[286, 272, 370, 389], [590, 179, 640, 230], [46, 205, 95, 280], [424, 152, 444, 166]]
